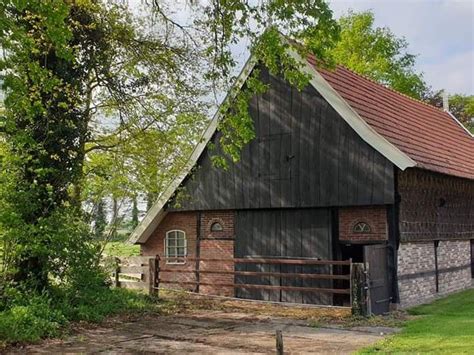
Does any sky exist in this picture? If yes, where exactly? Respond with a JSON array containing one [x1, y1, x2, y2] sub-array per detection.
[[327, 0, 474, 95]]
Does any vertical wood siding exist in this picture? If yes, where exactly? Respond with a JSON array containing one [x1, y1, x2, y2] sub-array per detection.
[[234, 208, 333, 305], [170, 67, 394, 211]]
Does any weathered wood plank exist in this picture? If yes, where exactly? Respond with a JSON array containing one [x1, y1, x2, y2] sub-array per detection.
[[170, 66, 395, 211]]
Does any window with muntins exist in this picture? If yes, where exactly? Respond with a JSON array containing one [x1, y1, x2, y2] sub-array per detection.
[[353, 222, 371, 233], [210, 222, 223, 232], [165, 230, 186, 263]]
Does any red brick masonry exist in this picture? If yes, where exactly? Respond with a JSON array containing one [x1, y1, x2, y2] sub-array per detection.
[[141, 210, 235, 297], [339, 206, 388, 242]]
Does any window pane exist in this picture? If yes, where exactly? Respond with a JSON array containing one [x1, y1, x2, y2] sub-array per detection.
[[167, 237, 176, 247], [177, 238, 185, 247], [177, 247, 185, 257], [167, 246, 175, 257]]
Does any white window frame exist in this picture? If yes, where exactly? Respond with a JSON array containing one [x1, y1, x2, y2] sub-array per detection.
[[164, 230, 187, 264]]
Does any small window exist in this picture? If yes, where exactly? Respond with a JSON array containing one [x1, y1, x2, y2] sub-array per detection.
[[210, 222, 223, 232], [353, 222, 371, 233], [165, 230, 187, 263]]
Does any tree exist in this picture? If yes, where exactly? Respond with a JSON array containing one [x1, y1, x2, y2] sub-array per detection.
[[0, 0, 340, 290], [331, 10, 427, 99], [131, 197, 139, 229], [423, 90, 474, 133], [93, 199, 107, 239]]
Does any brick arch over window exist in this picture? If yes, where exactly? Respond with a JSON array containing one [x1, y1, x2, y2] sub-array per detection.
[[207, 217, 226, 235], [353, 221, 371, 233], [339, 206, 388, 242]]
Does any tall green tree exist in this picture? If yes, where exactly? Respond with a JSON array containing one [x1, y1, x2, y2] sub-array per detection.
[[131, 197, 139, 229], [331, 10, 427, 99]]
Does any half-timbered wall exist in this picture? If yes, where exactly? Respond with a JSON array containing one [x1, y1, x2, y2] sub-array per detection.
[[170, 67, 394, 211]]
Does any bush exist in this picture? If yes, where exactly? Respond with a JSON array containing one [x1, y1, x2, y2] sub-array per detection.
[[0, 294, 66, 343], [0, 285, 155, 347]]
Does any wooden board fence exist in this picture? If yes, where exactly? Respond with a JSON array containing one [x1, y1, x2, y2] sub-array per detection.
[[109, 255, 368, 314]]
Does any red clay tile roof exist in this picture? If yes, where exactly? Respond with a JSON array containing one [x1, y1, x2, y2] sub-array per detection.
[[309, 57, 474, 180]]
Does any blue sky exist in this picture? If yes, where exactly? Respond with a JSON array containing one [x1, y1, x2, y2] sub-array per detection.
[[328, 0, 474, 94]]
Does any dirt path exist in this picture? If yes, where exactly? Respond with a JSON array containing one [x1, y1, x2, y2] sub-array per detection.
[[18, 310, 398, 354]]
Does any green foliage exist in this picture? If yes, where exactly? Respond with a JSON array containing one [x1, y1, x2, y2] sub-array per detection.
[[331, 10, 427, 99], [0, 286, 156, 346], [361, 289, 474, 353], [131, 197, 139, 229], [93, 199, 107, 239], [0, 0, 342, 346], [0, 294, 66, 344], [103, 242, 140, 257], [423, 90, 474, 132]]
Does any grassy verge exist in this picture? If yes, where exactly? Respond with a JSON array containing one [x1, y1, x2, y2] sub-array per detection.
[[361, 288, 474, 353]]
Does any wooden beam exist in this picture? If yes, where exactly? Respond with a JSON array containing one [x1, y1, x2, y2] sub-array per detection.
[[159, 269, 350, 280]]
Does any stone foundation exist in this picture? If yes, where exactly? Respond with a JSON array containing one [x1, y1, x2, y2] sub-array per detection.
[[397, 240, 471, 307]]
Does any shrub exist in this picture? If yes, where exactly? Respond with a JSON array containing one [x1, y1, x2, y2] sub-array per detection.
[[0, 284, 155, 346]]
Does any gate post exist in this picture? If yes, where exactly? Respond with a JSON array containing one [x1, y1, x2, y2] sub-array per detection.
[[114, 257, 120, 288], [351, 262, 368, 316], [149, 255, 159, 297]]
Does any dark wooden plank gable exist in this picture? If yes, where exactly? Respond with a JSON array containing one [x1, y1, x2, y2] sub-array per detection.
[[169, 67, 394, 211]]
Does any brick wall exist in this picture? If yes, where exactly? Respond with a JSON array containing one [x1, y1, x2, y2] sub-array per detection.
[[397, 240, 471, 307], [396, 168, 473, 307], [339, 206, 388, 242], [141, 210, 235, 297], [199, 211, 235, 296], [397, 242, 436, 307], [141, 211, 198, 291], [437, 240, 471, 296], [399, 168, 474, 242]]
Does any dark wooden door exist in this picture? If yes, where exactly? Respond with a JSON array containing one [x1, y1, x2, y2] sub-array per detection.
[[234, 208, 332, 305], [364, 244, 391, 315]]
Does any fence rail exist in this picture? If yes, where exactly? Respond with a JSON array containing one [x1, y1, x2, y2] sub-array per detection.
[[109, 255, 367, 314]]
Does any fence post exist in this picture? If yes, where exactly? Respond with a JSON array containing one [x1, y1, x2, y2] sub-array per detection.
[[276, 330, 284, 355], [351, 262, 368, 316], [155, 255, 160, 297], [114, 257, 120, 288], [149, 255, 159, 297]]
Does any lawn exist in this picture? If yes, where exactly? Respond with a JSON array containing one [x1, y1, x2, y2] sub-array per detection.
[[103, 241, 140, 257], [362, 288, 474, 353]]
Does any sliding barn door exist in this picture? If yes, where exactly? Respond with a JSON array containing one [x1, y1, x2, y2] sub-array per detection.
[[234, 208, 333, 305]]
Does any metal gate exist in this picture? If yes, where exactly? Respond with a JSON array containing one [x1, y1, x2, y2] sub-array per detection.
[[364, 244, 391, 315]]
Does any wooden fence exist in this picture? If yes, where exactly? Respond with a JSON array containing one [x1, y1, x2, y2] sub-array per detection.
[[110, 256, 368, 314]]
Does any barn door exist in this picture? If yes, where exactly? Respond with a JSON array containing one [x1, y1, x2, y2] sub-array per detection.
[[364, 244, 391, 315], [234, 209, 332, 305]]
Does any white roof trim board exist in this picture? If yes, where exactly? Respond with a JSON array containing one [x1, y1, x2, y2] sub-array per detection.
[[128, 56, 258, 244], [128, 49, 416, 245], [446, 111, 474, 138], [287, 48, 416, 170]]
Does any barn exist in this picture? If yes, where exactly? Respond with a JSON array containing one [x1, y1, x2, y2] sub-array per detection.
[[129, 48, 474, 313]]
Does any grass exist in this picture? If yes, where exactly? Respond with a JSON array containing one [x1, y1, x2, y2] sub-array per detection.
[[103, 241, 140, 257], [361, 288, 474, 353]]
